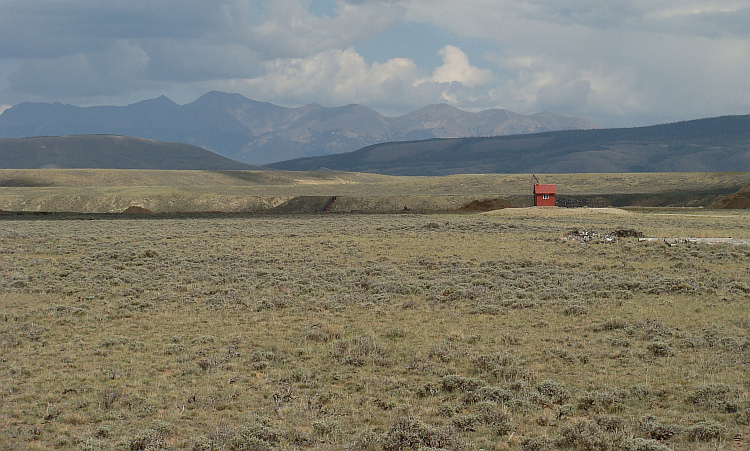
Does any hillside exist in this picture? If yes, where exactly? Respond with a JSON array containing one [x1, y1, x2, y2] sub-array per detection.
[[268, 115, 750, 175], [0, 91, 599, 164], [709, 183, 750, 208], [2, 169, 749, 213], [0, 135, 256, 170]]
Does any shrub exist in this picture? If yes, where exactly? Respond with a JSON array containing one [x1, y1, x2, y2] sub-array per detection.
[[312, 420, 338, 437], [686, 421, 725, 442], [621, 437, 673, 451], [593, 415, 629, 433], [440, 374, 483, 392], [646, 340, 673, 357], [126, 429, 166, 451], [451, 414, 481, 431], [638, 415, 680, 440], [472, 352, 530, 382], [562, 304, 588, 316], [473, 402, 513, 435], [520, 436, 555, 451], [737, 408, 750, 425], [593, 318, 629, 331], [577, 390, 625, 413], [416, 382, 442, 398], [461, 386, 512, 404], [686, 383, 733, 409], [557, 420, 610, 451], [381, 417, 457, 451], [535, 379, 571, 404], [346, 429, 381, 451]]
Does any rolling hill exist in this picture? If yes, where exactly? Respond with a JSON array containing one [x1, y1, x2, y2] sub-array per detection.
[[709, 183, 750, 208], [0, 91, 599, 165], [268, 114, 750, 175], [0, 135, 256, 170]]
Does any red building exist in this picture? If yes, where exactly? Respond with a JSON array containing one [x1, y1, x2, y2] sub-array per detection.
[[534, 184, 556, 206]]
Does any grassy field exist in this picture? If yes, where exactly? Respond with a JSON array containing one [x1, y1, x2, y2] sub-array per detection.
[[1, 169, 749, 213], [1, 207, 749, 450]]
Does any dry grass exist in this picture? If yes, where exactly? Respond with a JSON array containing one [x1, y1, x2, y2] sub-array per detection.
[[2, 169, 750, 213], [1, 208, 749, 450]]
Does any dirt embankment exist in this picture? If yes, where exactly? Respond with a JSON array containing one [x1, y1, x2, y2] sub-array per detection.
[[122, 206, 154, 214], [457, 198, 515, 212], [708, 184, 750, 209]]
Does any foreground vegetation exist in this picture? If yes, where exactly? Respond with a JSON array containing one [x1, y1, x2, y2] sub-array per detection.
[[1, 208, 749, 450]]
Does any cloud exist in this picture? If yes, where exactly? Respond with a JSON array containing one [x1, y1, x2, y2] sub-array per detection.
[[8, 41, 151, 97], [420, 45, 493, 87], [397, 0, 750, 124], [248, 0, 403, 58], [232, 45, 496, 113], [0, 0, 748, 126], [0, 0, 250, 59], [233, 47, 421, 109]]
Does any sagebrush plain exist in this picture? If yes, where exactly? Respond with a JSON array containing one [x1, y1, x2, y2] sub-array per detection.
[[1, 205, 749, 450]]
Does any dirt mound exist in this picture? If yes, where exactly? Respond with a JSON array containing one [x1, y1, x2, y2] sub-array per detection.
[[708, 184, 750, 209], [459, 198, 515, 212], [122, 206, 154, 214]]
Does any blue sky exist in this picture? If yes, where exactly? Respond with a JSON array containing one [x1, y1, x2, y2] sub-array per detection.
[[1, 0, 749, 127]]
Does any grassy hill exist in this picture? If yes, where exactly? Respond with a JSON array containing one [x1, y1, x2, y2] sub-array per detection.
[[0, 135, 256, 170], [268, 115, 750, 175], [1, 169, 749, 213]]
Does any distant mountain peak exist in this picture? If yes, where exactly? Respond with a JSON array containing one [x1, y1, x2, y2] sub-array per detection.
[[0, 91, 600, 165]]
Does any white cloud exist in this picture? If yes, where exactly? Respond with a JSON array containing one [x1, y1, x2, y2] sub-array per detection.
[[231, 45, 497, 113], [232, 47, 421, 108], [0, 0, 749, 126], [418, 45, 493, 87], [249, 0, 403, 58]]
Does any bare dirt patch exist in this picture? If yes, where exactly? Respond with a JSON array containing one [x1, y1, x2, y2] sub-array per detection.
[[458, 198, 515, 212], [122, 205, 154, 214]]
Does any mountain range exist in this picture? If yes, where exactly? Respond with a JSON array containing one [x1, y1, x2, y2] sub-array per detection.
[[269, 114, 750, 175], [0, 91, 599, 165]]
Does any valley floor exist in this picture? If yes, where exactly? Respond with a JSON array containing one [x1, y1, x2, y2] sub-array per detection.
[[1, 209, 749, 450]]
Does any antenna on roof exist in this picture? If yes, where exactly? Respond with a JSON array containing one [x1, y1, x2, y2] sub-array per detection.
[[532, 174, 540, 185]]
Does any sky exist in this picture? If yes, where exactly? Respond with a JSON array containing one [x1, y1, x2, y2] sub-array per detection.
[[1, 0, 749, 127]]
